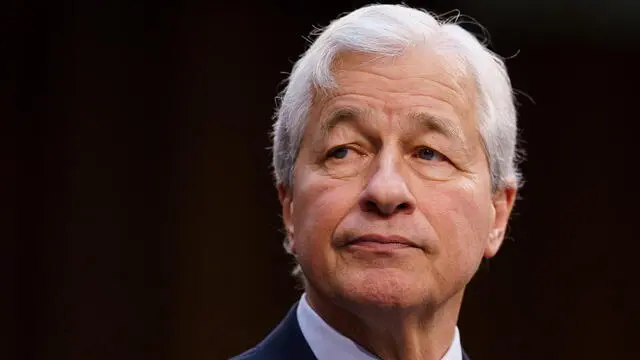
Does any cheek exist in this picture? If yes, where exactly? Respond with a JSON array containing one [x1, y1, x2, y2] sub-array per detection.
[[292, 174, 360, 256], [420, 181, 493, 262]]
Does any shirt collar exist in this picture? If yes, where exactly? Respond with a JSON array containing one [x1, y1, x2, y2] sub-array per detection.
[[296, 293, 462, 360]]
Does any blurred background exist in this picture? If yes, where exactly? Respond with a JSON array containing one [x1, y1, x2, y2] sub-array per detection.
[[5, 0, 639, 359]]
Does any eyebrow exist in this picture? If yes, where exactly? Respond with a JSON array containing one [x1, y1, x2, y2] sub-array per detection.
[[407, 112, 466, 146], [317, 107, 467, 147], [319, 107, 372, 139]]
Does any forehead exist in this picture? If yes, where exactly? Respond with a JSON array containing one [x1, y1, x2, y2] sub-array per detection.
[[309, 48, 478, 139], [331, 48, 470, 88]]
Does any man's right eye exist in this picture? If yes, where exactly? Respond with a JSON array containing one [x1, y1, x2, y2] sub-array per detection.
[[327, 146, 350, 159]]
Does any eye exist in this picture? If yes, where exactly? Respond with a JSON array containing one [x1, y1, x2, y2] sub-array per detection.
[[327, 146, 350, 159], [415, 147, 446, 161]]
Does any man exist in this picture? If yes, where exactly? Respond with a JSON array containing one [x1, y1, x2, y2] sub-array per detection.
[[233, 4, 520, 360]]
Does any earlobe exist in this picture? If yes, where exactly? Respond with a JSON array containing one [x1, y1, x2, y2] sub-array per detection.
[[484, 184, 517, 258], [484, 229, 504, 258], [286, 200, 295, 240], [277, 184, 296, 252]]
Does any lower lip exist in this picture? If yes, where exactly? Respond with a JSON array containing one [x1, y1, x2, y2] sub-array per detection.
[[346, 241, 415, 252]]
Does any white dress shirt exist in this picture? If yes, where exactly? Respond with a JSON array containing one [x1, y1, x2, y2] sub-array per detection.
[[297, 294, 462, 360]]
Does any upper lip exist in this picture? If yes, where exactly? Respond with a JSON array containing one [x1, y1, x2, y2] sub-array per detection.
[[345, 234, 421, 248]]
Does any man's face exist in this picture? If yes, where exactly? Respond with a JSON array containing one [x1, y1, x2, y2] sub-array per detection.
[[279, 49, 516, 310]]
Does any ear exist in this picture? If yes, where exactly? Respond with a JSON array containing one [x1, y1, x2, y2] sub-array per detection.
[[484, 183, 517, 258], [277, 183, 296, 254]]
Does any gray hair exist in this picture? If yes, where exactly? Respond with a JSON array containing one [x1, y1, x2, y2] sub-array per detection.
[[271, 4, 522, 264]]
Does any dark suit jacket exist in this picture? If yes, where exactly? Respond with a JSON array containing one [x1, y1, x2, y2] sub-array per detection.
[[230, 303, 471, 360]]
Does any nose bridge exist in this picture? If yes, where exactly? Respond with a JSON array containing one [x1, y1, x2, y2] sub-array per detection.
[[372, 146, 404, 184], [361, 146, 415, 215]]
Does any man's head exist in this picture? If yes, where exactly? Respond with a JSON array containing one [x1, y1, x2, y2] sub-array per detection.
[[273, 4, 520, 312]]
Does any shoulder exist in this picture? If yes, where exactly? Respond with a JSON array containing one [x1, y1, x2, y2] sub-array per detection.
[[229, 347, 263, 360], [229, 329, 281, 360], [228, 302, 316, 360]]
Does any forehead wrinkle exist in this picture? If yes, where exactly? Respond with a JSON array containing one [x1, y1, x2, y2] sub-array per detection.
[[332, 48, 470, 93], [334, 68, 463, 100], [330, 71, 471, 125]]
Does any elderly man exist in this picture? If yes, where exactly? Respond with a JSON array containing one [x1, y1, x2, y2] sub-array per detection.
[[233, 4, 520, 360]]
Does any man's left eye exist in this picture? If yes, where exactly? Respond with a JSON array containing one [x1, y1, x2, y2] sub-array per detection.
[[327, 146, 351, 159], [415, 147, 446, 161]]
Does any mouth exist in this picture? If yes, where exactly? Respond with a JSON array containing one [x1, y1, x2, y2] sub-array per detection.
[[343, 234, 421, 251]]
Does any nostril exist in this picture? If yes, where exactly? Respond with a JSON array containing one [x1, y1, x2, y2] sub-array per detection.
[[397, 203, 409, 210], [365, 200, 378, 212]]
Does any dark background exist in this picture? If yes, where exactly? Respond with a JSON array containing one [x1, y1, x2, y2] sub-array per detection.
[[6, 0, 640, 359]]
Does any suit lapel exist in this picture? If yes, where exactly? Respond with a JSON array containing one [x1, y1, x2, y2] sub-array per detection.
[[233, 302, 316, 360], [271, 303, 316, 359], [462, 349, 471, 360]]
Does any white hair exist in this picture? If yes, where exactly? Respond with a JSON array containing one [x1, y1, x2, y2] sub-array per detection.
[[272, 4, 521, 194]]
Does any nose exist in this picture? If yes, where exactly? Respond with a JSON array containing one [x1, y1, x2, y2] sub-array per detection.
[[359, 151, 416, 217]]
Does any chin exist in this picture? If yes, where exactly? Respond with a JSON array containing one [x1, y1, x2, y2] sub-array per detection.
[[336, 268, 431, 310]]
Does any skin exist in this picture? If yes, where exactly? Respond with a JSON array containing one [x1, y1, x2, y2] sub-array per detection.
[[278, 47, 517, 360]]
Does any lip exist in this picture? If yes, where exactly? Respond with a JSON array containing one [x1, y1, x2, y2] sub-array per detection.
[[344, 234, 421, 251]]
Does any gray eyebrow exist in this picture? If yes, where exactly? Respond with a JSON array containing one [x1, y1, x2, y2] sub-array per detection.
[[318, 107, 372, 139], [407, 112, 466, 146], [316, 107, 467, 150]]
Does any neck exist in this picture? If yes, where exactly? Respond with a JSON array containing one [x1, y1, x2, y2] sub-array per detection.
[[305, 286, 463, 360]]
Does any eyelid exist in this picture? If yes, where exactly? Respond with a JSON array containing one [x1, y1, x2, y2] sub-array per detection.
[[329, 142, 357, 151]]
